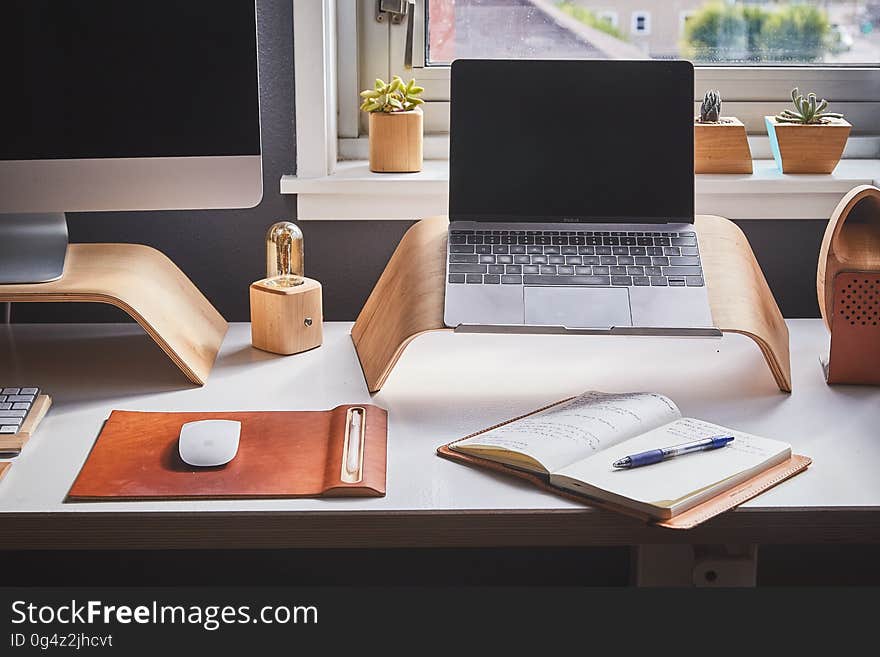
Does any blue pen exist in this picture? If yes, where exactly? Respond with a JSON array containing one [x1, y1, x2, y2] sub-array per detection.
[[612, 435, 735, 469]]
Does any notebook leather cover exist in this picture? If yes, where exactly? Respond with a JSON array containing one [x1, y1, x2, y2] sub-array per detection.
[[436, 400, 810, 530], [68, 405, 387, 501]]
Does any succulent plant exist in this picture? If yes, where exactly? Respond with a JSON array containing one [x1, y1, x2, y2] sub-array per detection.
[[699, 89, 722, 123], [360, 76, 424, 113], [775, 88, 844, 124]]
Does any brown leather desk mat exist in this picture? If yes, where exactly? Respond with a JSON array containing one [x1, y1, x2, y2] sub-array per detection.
[[68, 405, 387, 501]]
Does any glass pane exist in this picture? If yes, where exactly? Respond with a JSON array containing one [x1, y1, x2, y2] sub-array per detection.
[[427, 0, 880, 65]]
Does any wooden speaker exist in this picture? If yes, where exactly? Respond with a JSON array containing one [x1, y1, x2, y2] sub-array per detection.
[[818, 185, 880, 384]]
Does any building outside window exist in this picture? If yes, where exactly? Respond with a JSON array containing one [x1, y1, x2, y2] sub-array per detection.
[[631, 10, 651, 35], [680, 10, 696, 37], [597, 10, 619, 28], [421, 0, 876, 64]]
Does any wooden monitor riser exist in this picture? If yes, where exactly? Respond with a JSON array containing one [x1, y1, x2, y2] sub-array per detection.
[[0, 243, 227, 386], [352, 215, 791, 394]]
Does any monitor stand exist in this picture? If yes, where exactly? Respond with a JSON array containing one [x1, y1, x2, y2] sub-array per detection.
[[0, 227, 228, 386], [0, 213, 68, 284]]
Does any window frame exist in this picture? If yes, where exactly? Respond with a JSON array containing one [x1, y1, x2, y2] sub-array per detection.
[[341, 0, 880, 144]]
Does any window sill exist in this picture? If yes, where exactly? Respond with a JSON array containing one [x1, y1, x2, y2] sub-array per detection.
[[280, 159, 880, 221]]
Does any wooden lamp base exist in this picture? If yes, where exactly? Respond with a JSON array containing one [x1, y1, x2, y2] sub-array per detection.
[[250, 277, 323, 355], [352, 215, 791, 394]]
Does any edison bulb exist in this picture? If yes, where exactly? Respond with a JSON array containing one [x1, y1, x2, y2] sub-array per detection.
[[265, 221, 304, 287]]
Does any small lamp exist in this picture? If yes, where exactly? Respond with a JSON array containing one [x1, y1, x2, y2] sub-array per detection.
[[250, 221, 323, 355]]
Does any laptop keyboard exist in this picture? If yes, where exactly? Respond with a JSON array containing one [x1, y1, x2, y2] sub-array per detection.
[[447, 229, 703, 288]]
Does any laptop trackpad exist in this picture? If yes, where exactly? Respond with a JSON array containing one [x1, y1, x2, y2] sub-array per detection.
[[524, 286, 632, 328]]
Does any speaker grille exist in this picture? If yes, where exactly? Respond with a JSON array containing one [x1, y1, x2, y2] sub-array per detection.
[[839, 276, 880, 327]]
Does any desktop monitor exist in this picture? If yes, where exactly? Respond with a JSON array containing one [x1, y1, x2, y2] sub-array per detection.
[[0, 0, 262, 283]]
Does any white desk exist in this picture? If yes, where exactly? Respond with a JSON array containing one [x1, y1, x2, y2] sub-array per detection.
[[1, 321, 879, 551]]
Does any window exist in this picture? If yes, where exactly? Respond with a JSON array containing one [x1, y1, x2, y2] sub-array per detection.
[[413, 1, 880, 65], [290, 2, 880, 220], [631, 11, 651, 36], [345, 0, 880, 147], [597, 10, 618, 29]]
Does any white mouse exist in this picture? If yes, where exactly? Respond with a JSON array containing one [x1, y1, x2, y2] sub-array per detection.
[[178, 420, 241, 467]]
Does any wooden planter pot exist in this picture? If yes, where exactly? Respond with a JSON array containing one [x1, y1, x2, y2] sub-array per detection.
[[368, 109, 423, 173], [765, 116, 851, 174], [694, 117, 753, 174]]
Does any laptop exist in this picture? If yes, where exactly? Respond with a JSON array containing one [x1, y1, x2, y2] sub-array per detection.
[[444, 59, 718, 336]]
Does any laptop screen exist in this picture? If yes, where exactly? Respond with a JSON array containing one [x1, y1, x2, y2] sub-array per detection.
[[449, 60, 694, 224]]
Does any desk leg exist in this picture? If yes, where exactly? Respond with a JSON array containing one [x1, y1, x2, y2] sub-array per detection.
[[633, 544, 758, 587]]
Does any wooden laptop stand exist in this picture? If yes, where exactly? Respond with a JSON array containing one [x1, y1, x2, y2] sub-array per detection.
[[352, 215, 791, 393], [0, 244, 227, 386]]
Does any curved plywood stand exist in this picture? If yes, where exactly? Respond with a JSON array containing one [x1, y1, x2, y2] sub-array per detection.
[[0, 244, 227, 386], [698, 215, 791, 392], [352, 215, 791, 393]]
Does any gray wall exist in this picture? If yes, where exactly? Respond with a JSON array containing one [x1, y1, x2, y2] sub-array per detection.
[[12, 0, 825, 323], [737, 219, 825, 317]]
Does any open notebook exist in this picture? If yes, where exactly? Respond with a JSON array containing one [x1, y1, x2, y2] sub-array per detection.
[[440, 391, 807, 523]]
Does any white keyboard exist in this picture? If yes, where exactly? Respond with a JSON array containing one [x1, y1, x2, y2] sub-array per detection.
[[0, 387, 40, 434]]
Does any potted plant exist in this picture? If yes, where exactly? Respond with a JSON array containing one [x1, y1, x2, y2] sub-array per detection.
[[765, 88, 851, 174], [360, 76, 424, 173], [694, 90, 753, 174]]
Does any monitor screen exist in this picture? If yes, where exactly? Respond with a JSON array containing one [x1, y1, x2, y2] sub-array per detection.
[[0, 0, 260, 161], [449, 59, 694, 223]]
